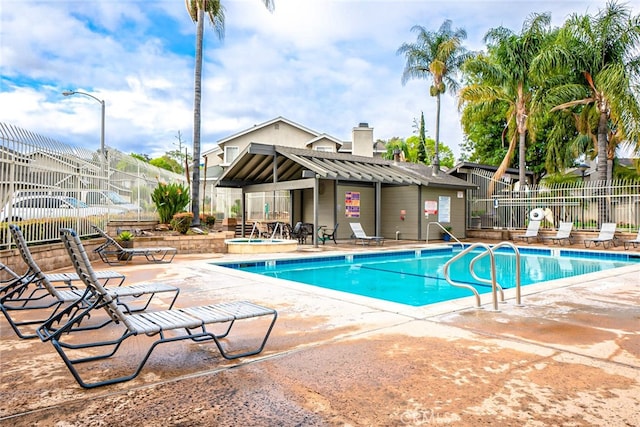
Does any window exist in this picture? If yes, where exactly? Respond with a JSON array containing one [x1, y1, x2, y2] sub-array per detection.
[[224, 146, 240, 165], [315, 146, 333, 152]]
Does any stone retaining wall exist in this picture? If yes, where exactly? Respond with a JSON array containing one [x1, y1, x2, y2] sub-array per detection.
[[0, 232, 235, 275], [132, 232, 235, 254], [0, 238, 105, 276], [466, 229, 636, 245]]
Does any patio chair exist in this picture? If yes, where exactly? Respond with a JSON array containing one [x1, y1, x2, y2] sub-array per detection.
[[513, 220, 541, 243], [319, 223, 339, 245], [621, 230, 640, 250], [349, 223, 384, 246], [289, 221, 308, 244], [584, 223, 617, 248], [541, 221, 574, 245], [92, 225, 177, 265], [1, 224, 179, 339], [36, 228, 277, 389]]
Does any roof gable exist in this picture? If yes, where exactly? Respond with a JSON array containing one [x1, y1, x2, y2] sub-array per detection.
[[216, 116, 320, 146]]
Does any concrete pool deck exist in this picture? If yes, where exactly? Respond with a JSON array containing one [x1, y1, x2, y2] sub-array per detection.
[[1, 239, 639, 426]]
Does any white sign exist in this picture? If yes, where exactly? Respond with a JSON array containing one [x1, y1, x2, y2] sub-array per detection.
[[438, 196, 451, 223]]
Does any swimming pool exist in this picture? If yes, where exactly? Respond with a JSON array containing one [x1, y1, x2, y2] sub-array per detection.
[[215, 247, 640, 307]]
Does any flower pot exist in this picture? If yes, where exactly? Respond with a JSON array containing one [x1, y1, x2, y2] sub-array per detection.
[[118, 240, 133, 261]]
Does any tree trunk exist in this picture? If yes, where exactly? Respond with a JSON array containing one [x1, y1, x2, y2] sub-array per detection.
[[596, 111, 608, 182], [191, 5, 204, 227], [433, 93, 441, 175], [596, 111, 609, 224], [518, 128, 526, 187]]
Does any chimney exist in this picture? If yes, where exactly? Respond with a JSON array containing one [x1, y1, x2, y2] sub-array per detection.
[[393, 149, 401, 163], [352, 122, 373, 157]]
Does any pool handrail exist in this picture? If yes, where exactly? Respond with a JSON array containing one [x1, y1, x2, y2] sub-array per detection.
[[270, 222, 283, 240], [468, 253, 505, 303], [426, 222, 463, 248], [470, 242, 522, 306], [443, 242, 499, 311]]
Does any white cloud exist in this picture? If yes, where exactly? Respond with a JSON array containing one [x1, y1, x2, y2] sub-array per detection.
[[1, 0, 636, 160]]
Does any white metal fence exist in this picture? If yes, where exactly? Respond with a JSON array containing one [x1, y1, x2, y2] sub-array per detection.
[[0, 122, 187, 247], [467, 168, 640, 233]]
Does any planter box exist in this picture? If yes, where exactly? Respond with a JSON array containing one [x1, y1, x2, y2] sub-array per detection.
[[221, 218, 237, 232]]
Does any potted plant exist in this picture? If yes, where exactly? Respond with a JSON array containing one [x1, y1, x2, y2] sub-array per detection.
[[117, 230, 134, 260], [441, 226, 453, 242]]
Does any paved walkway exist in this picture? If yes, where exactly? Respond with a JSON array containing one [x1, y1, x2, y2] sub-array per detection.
[[1, 239, 639, 426]]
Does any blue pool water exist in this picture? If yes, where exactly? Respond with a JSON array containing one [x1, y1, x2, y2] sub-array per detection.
[[216, 247, 640, 306]]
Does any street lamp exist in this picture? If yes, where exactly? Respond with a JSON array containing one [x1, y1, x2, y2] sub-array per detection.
[[578, 163, 589, 228], [62, 90, 106, 165]]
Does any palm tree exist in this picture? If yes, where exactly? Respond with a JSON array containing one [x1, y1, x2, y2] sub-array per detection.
[[397, 20, 471, 175], [185, 0, 274, 225], [534, 1, 640, 183], [459, 13, 552, 191]]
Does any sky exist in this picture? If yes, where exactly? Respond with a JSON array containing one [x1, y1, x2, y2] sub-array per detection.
[[1, 0, 636, 162]]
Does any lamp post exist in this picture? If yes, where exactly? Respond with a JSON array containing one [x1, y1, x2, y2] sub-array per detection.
[[62, 90, 106, 168], [578, 163, 589, 228]]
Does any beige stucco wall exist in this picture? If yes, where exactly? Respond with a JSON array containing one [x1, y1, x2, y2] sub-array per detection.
[[351, 125, 373, 157], [308, 140, 337, 152], [207, 122, 318, 167]]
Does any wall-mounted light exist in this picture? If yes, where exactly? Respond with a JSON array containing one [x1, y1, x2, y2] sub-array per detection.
[[400, 209, 406, 221]]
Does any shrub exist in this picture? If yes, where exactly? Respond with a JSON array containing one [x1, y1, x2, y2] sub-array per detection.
[[200, 213, 216, 228], [151, 181, 190, 224], [118, 230, 133, 241], [171, 212, 194, 234]]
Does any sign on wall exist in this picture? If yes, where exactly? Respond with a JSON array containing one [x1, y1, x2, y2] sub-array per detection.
[[345, 191, 360, 218], [438, 196, 451, 222], [424, 200, 438, 217]]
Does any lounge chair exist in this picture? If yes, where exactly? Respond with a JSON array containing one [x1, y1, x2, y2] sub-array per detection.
[[319, 223, 339, 245], [584, 223, 617, 248], [1, 262, 23, 287], [0, 224, 179, 339], [36, 228, 277, 389], [621, 230, 640, 250], [92, 225, 177, 265], [513, 220, 541, 243], [541, 221, 574, 245], [349, 223, 384, 245]]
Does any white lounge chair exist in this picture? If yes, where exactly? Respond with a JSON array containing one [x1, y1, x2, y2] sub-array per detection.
[[1, 224, 179, 339], [36, 228, 277, 388], [541, 221, 574, 245], [92, 225, 177, 265], [621, 230, 640, 250], [513, 220, 541, 243], [584, 223, 617, 248], [349, 223, 384, 245]]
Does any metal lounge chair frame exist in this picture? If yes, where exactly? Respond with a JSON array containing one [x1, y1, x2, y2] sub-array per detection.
[[1, 224, 179, 339], [37, 228, 277, 389], [349, 222, 384, 246], [584, 223, 617, 248], [620, 230, 640, 250], [513, 220, 541, 243], [541, 221, 574, 245], [92, 225, 177, 265]]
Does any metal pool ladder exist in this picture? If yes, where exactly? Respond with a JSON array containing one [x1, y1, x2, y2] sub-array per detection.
[[443, 242, 522, 311]]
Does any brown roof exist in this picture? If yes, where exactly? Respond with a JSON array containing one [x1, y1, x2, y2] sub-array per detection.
[[216, 143, 476, 189]]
